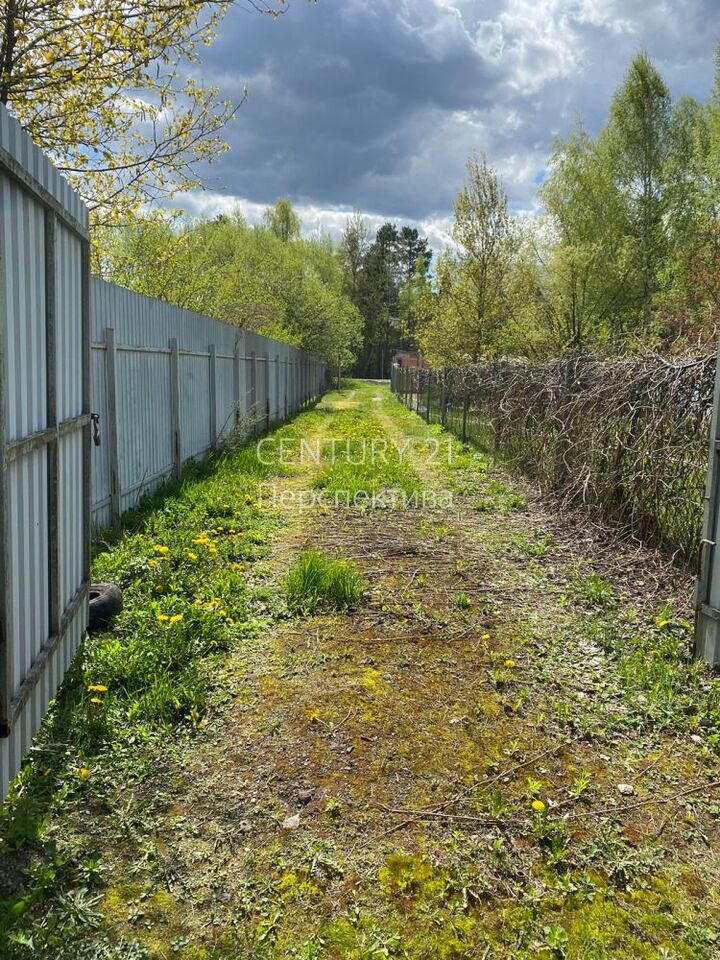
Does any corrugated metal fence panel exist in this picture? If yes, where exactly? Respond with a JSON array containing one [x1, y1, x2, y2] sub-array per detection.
[[90, 279, 326, 525], [90, 342, 111, 528], [1, 103, 90, 802], [179, 352, 211, 461], [116, 347, 173, 514]]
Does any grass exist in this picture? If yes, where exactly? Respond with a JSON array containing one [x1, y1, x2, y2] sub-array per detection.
[[313, 409, 419, 499], [285, 549, 366, 614]]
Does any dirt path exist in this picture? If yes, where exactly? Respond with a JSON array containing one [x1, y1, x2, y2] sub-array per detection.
[[8, 382, 720, 959]]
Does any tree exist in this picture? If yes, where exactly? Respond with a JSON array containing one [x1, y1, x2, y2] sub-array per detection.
[[449, 152, 517, 356], [395, 226, 432, 283], [340, 211, 370, 303], [98, 211, 363, 367], [605, 52, 672, 330], [263, 198, 302, 242], [539, 126, 635, 348], [0, 0, 288, 222]]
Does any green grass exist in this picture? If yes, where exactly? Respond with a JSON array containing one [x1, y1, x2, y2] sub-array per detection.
[[313, 409, 419, 499], [285, 549, 366, 614]]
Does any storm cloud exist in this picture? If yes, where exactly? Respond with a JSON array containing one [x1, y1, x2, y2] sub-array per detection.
[[178, 0, 720, 244]]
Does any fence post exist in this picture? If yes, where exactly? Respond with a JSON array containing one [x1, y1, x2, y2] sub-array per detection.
[[284, 356, 289, 419], [233, 335, 241, 426], [440, 373, 447, 427], [169, 337, 181, 480], [695, 345, 720, 664], [461, 380, 469, 443], [425, 372, 432, 423], [104, 327, 121, 522], [265, 352, 271, 431], [275, 353, 280, 422], [45, 210, 60, 641], [250, 350, 257, 433], [209, 343, 217, 451]]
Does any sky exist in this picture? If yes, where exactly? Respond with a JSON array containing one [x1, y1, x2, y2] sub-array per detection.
[[176, 0, 720, 249]]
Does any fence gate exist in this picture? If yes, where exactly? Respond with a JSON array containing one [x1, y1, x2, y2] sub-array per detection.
[[0, 105, 90, 799]]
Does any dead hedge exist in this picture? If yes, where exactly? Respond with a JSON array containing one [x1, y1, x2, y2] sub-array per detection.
[[393, 354, 717, 565]]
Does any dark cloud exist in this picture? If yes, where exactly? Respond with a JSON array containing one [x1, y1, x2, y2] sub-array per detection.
[[181, 0, 720, 240]]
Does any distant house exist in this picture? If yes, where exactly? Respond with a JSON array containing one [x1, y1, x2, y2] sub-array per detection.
[[391, 349, 428, 369]]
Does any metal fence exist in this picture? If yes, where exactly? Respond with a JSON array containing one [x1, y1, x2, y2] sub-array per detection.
[[0, 105, 91, 800], [391, 355, 715, 566], [0, 101, 326, 802], [90, 279, 325, 528]]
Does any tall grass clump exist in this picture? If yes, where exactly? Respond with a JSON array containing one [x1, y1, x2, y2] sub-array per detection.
[[285, 549, 366, 613]]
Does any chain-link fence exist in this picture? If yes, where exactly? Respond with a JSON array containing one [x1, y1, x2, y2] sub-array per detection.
[[391, 354, 716, 565]]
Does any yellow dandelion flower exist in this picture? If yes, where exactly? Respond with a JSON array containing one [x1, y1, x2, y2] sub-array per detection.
[[481, 633, 491, 641], [157, 614, 170, 622], [504, 659, 517, 669], [531, 799, 546, 813], [79, 767, 92, 781], [87, 684, 108, 692], [218, 610, 227, 618], [186, 551, 198, 561], [225, 618, 234, 625], [89, 696, 103, 705], [147, 559, 158, 568], [169, 614, 183, 624], [153, 545, 169, 555]]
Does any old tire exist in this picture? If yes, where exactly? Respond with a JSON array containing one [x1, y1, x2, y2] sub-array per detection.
[[88, 583, 123, 632]]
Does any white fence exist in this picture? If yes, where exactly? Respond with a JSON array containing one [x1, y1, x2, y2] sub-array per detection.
[[0, 101, 326, 802], [0, 105, 90, 800], [90, 279, 325, 527]]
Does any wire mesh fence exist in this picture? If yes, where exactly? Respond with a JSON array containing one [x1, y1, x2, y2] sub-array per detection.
[[392, 354, 716, 565]]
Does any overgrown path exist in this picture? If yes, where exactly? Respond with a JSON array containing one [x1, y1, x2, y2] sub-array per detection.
[[2, 383, 720, 959]]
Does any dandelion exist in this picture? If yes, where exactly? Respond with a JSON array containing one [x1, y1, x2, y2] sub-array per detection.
[[87, 684, 108, 692], [157, 614, 170, 622], [89, 697, 103, 705], [147, 559, 158, 568], [169, 614, 183, 624], [481, 633, 491, 641], [153, 545, 169, 555], [186, 551, 198, 561], [225, 618, 234, 625], [531, 799, 546, 813], [79, 767, 92, 781], [504, 659, 517, 669], [218, 610, 227, 618]]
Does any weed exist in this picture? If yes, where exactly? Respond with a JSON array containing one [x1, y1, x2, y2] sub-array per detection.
[[285, 550, 366, 614]]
